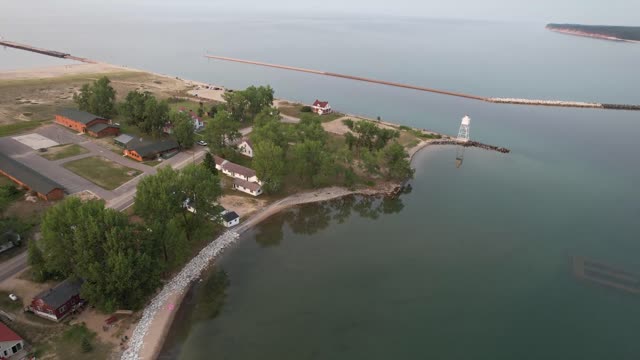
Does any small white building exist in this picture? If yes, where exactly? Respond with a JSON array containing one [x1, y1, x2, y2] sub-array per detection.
[[221, 211, 240, 228], [233, 178, 263, 196], [221, 161, 261, 184], [0, 323, 25, 359], [312, 100, 332, 115], [238, 139, 254, 158]]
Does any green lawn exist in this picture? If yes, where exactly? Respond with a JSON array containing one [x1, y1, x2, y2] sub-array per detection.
[[63, 156, 141, 190], [0, 120, 49, 137], [278, 103, 343, 122], [0, 290, 23, 312], [40, 144, 89, 161]]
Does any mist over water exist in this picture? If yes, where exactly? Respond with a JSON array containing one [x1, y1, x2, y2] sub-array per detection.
[[2, 11, 639, 359]]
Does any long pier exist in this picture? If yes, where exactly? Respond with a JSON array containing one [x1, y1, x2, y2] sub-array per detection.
[[0, 39, 95, 63], [204, 54, 640, 111], [572, 256, 640, 295]]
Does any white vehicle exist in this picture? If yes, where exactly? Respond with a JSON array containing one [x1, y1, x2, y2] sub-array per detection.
[[8, 293, 18, 301]]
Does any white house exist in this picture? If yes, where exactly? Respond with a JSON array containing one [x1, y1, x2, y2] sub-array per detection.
[[238, 139, 254, 158], [233, 178, 263, 197], [311, 100, 332, 115], [221, 161, 261, 184], [0, 323, 25, 359], [221, 211, 240, 227]]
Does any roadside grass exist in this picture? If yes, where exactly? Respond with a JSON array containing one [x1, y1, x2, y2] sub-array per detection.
[[0, 120, 49, 137], [40, 143, 89, 161], [63, 156, 141, 190], [0, 184, 23, 212], [142, 159, 162, 167], [0, 290, 23, 312]]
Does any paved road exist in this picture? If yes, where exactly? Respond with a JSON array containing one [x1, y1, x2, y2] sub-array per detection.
[[0, 126, 211, 282]]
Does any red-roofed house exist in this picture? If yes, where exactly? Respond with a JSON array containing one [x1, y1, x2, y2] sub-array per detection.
[[0, 323, 24, 359], [311, 100, 332, 115]]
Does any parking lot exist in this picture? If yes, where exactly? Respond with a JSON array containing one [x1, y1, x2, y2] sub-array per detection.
[[0, 124, 156, 201]]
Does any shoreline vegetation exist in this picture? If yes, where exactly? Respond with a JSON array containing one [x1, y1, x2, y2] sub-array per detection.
[[546, 23, 640, 43], [0, 61, 506, 360]]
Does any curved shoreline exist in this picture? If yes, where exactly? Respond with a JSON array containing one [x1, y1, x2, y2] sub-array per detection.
[[122, 138, 450, 360]]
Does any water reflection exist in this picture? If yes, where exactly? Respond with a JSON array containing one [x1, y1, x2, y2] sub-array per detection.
[[254, 195, 406, 247], [455, 145, 465, 168]]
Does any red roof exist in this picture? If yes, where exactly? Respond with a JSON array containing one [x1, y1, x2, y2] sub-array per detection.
[[0, 323, 22, 342], [313, 100, 329, 108]]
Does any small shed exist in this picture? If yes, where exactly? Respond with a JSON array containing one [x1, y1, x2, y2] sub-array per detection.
[[222, 211, 240, 228], [114, 134, 134, 147]]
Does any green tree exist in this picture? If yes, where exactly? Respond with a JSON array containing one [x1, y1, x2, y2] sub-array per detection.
[[251, 108, 290, 150], [27, 241, 49, 282], [204, 110, 240, 154], [222, 85, 274, 122], [141, 97, 170, 135], [291, 140, 330, 185], [73, 76, 116, 118], [81, 337, 93, 353], [35, 198, 161, 311], [120, 90, 151, 127], [171, 111, 195, 149], [297, 114, 327, 143], [222, 91, 249, 122], [203, 152, 218, 175], [253, 141, 285, 193], [383, 142, 414, 180], [176, 164, 223, 242]]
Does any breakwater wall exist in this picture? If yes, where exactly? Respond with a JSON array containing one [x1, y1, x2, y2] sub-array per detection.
[[205, 54, 640, 111], [0, 40, 69, 58], [426, 139, 511, 154]]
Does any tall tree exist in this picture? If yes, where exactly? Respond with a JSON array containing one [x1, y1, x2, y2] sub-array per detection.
[[176, 164, 223, 242], [203, 152, 218, 175], [120, 90, 151, 127], [382, 142, 414, 180], [34, 198, 161, 311], [222, 85, 274, 122], [204, 110, 241, 154], [251, 108, 290, 150], [142, 97, 170, 135], [74, 76, 116, 118], [171, 111, 195, 149], [253, 141, 285, 193]]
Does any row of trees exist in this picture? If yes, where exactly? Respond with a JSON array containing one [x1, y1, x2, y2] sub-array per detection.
[[28, 163, 222, 312]]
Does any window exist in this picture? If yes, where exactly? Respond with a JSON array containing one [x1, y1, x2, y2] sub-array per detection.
[[59, 305, 67, 313], [16, 343, 22, 351]]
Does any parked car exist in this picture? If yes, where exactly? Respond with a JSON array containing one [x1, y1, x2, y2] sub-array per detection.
[[197, 140, 208, 146], [8, 293, 18, 301]]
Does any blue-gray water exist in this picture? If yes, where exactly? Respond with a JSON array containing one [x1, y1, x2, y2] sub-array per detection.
[[2, 13, 639, 360]]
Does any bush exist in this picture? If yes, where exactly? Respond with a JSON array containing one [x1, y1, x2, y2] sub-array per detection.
[[300, 106, 312, 113], [81, 337, 93, 353], [399, 125, 411, 131]]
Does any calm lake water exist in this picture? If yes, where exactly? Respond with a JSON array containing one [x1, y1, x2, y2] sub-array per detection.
[[2, 12, 640, 360]]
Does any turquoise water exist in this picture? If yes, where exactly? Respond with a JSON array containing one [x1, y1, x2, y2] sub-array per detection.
[[2, 12, 640, 359]]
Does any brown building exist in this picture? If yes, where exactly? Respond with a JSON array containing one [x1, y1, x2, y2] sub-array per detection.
[[55, 109, 119, 137], [124, 138, 179, 162], [0, 153, 65, 201]]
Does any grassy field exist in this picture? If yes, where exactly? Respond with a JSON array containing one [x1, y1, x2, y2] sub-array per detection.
[[278, 102, 343, 122], [0, 290, 23, 312], [40, 143, 89, 161], [64, 156, 141, 190], [0, 120, 49, 137]]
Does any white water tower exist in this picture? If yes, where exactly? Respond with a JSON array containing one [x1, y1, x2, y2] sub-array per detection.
[[457, 115, 471, 142]]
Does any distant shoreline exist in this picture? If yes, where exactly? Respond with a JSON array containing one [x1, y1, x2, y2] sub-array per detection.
[[546, 24, 640, 43]]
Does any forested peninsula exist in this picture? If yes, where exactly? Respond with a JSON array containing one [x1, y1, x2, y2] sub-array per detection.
[[546, 23, 640, 42]]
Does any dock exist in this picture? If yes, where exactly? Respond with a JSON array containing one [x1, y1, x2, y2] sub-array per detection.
[[572, 256, 640, 295]]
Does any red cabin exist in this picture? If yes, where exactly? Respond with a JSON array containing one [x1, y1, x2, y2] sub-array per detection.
[[29, 278, 84, 322]]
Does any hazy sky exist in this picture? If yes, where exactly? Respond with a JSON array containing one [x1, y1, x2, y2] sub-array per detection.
[[3, 0, 638, 25]]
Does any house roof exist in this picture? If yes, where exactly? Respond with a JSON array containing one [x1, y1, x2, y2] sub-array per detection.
[[34, 278, 83, 310], [240, 138, 253, 148], [222, 211, 239, 222], [213, 155, 227, 166], [233, 178, 261, 192], [313, 100, 329, 108], [0, 323, 22, 342], [126, 138, 179, 157], [222, 161, 256, 178], [114, 134, 134, 144], [87, 122, 117, 133], [0, 153, 64, 195], [58, 108, 106, 124]]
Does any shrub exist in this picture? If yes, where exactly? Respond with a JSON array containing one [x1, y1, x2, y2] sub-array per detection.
[[300, 106, 312, 113], [399, 125, 411, 131]]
